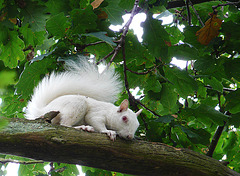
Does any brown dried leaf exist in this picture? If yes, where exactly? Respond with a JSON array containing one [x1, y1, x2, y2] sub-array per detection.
[[196, 13, 223, 45], [91, 0, 104, 10]]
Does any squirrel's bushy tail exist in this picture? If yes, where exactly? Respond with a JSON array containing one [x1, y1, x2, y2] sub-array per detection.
[[25, 58, 122, 119]]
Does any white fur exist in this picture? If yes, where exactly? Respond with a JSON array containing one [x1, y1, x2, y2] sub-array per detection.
[[25, 59, 141, 140]]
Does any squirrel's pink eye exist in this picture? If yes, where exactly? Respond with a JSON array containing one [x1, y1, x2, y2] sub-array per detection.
[[122, 116, 128, 123]]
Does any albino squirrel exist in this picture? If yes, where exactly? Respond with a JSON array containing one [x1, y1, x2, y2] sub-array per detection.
[[25, 58, 142, 140]]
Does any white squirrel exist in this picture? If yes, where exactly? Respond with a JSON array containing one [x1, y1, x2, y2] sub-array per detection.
[[25, 58, 142, 140]]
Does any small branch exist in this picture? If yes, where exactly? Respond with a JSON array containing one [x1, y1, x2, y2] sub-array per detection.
[[207, 123, 226, 157], [126, 64, 160, 75], [189, 0, 204, 27], [71, 41, 106, 52], [96, 50, 115, 65], [166, 0, 240, 9], [207, 94, 228, 157], [212, 1, 240, 10], [186, 0, 192, 25], [135, 99, 162, 118], [204, 85, 236, 92], [84, 41, 106, 47], [106, 0, 140, 67], [0, 158, 44, 165]]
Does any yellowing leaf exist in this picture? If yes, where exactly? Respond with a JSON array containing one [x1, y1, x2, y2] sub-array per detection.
[[91, 0, 104, 10], [196, 13, 222, 45], [97, 10, 108, 19], [9, 18, 17, 24]]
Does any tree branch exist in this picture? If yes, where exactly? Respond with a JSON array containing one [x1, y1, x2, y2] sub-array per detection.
[[189, 0, 204, 27], [166, 0, 240, 9], [126, 64, 160, 75], [0, 158, 44, 165], [212, 1, 240, 10], [186, 0, 192, 26], [206, 124, 226, 157], [0, 118, 239, 176]]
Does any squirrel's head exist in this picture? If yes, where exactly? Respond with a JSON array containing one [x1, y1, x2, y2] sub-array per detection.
[[115, 99, 142, 140]]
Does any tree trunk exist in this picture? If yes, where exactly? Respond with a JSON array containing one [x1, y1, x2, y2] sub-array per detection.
[[0, 118, 239, 176]]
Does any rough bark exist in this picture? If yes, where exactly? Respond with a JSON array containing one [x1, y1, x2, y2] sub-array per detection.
[[0, 118, 239, 176]]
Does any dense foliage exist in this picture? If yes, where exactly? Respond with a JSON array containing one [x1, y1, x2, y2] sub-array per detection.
[[0, 0, 240, 175]]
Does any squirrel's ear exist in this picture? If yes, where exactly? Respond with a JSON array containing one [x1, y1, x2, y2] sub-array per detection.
[[118, 99, 129, 112], [136, 109, 142, 116]]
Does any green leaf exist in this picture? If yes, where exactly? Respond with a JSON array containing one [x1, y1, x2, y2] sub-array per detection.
[[183, 105, 228, 126], [222, 21, 240, 53], [0, 31, 25, 68], [144, 76, 162, 93], [0, 118, 8, 130], [224, 59, 240, 81], [158, 83, 179, 115], [20, 25, 35, 46], [155, 115, 174, 123], [46, 0, 71, 15], [46, 12, 70, 38], [15, 58, 56, 98], [125, 31, 154, 66], [225, 89, 240, 114], [0, 24, 9, 44], [197, 81, 207, 98], [83, 32, 116, 46], [1, 95, 26, 116], [18, 163, 47, 176], [164, 66, 198, 98], [180, 125, 211, 145], [0, 0, 4, 9], [70, 6, 97, 34], [223, 132, 237, 154], [0, 71, 16, 88], [165, 26, 184, 45], [20, 1, 49, 32], [229, 113, 240, 128], [142, 15, 170, 62], [203, 76, 223, 92], [183, 26, 203, 49], [103, 0, 124, 25], [119, 0, 135, 11], [19, 24, 45, 47], [169, 44, 199, 61]]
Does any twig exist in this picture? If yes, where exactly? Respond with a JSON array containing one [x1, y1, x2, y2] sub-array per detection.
[[70, 40, 106, 52], [166, 0, 239, 9], [204, 85, 236, 92], [206, 94, 229, 157], [189, 0, 204, 27], [207, 123, 225, 157], [186, 0, 192, 25], [84, 41, 106, 47], [135, 99, 162, 118], [126, 64, 161, 75], [106, 0, 141, 67], [0, 158, 44, 165], [96, 50, 115, 65], [212, 1, 240, 10]]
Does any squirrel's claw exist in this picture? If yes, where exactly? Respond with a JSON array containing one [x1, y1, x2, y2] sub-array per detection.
[[102, 130, 117, 141]]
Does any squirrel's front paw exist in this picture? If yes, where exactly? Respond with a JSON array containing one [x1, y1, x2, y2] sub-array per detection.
[[74, 125, 95, 132], [102, 130, 117, 141]]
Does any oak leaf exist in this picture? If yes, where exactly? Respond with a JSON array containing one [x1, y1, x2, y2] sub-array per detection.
[[91, 0, 104, 10], [196, 13, 222, 45]]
